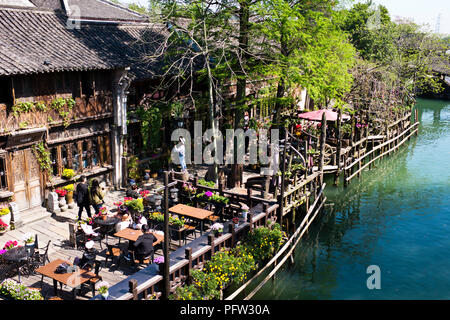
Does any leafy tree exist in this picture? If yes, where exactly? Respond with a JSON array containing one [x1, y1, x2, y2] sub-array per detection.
[[252, 0, 355, 117]]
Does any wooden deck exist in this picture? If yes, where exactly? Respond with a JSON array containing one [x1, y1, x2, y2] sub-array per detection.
[[0, 190, 199, 300]]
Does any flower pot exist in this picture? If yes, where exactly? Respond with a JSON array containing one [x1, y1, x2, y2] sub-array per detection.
[[0, 212, 11, 227], [234, 223, 239, 228], [66, 191, 75, 209], [101, 291, 109, 300], [58, 197, 68, 212]]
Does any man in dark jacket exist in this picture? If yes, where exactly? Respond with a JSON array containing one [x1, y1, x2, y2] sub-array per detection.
[[76, 175, 91, 220], [133, 224, 156, 262]]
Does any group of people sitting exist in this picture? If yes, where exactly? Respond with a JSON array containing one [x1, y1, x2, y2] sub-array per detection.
[[76, 223, 158, 270]]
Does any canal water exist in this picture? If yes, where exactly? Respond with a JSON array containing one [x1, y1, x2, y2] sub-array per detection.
[[253, 98, 450, 299]]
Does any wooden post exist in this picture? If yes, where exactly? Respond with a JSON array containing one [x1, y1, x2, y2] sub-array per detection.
[[185, 247, 192, 285], [304, 139, 308, 179], [279, 129, 288, 228], [69, 223, 77, 248], [208, 234, 215, 256], [248, 212, 254, 231], [229, 223, 236, 248], [162, 171, 170, 300], [129, 279, 138, 300], [247, 188, 253, 209], [334, 108, 342, 186], [318, 112, 327, 185]]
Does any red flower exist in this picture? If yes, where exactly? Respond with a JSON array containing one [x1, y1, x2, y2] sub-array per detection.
[[55, 189, 67, 197]]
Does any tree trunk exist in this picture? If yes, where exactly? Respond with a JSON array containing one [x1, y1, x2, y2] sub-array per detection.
[[230, 0, 250, 188]]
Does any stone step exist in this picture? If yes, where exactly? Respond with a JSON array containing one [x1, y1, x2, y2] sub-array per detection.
[[18, 206, 53, 226]]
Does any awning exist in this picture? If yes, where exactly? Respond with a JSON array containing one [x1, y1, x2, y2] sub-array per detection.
[[6, 127, 46, 148], [298, 109, 350, 122]]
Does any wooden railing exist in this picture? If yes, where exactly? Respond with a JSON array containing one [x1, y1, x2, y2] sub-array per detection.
[[343, 115, 419, 186], [115, 203, 279, 300], [225, 182, 327, 300]]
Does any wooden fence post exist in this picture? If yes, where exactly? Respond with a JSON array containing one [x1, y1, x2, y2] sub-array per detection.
[[162, 171, 170, 300], [248, 212, 254, 232], [208, 234, 215, 256], [318, 112, 327, 185], [334, 108, 342, 186], [129, 279, 138, 300], [229, 223, 236, 248], [247, 188, 253, 209], [185, 247, 192, 285]]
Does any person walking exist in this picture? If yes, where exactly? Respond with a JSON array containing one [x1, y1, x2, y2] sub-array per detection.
[[76, 175, 91, 221], [89, 179, 105, 215]]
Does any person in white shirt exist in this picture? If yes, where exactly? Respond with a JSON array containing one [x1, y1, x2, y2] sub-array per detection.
[[174, 137, 187, 172]]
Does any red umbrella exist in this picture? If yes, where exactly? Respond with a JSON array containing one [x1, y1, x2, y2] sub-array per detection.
[[298, 109, 350, 122]]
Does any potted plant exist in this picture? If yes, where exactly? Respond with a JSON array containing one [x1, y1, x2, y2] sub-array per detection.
[[0, 206, 11, 228], [0, 219, 8, 234], [95, 281, 110, 300], [63, 184, 75, 208], [241, 205, 249, 221], [125, 198, 144, 216], [99, 207, 107, 220], [169, 216, 186, 230], [3, 240, 18, 251], [211, 223, 224, 237], [22, 233, 35, 248], [232, 217, 239, 228], [62, 168, 75, 180], [55, 188, 68, 211], [143, 169, 151, 182]]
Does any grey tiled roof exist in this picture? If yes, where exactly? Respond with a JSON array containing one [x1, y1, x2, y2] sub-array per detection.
[[0, 6, 165, 78], [66, 0, 149, 22]]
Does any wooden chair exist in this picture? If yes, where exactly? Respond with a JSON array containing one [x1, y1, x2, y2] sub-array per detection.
[[105, 244, 122, 268], [87, 260, 103, 297], [131, 251, 154, 272]]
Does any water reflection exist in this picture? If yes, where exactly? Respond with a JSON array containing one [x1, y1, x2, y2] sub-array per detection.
[[254, 99, 450, 300]]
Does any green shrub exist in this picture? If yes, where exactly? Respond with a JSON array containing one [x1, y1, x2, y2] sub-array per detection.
[[0, 279, 44, 300], [198, 179, 216, 188], [243, 223, 284, 262], [125, 199, 144, 213]]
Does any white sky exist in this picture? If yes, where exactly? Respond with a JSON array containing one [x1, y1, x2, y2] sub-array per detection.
[[119, 0, 450, 35], [368, 0, 449, 35]]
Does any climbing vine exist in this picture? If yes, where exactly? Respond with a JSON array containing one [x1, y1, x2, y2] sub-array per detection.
[[11, 97, 75, 128], [32, 142, 52, 172]]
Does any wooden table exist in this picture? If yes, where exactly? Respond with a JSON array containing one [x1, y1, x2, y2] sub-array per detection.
[[169, 204, 214, 235], [35, 259, 97, 299], [114, 228, 164, 245]]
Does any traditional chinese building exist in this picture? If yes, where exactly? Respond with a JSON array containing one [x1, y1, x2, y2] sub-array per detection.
[[0, 0, 156, 214]]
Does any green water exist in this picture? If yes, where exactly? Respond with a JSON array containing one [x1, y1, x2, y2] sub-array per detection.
[[254, 98, 450, 300]]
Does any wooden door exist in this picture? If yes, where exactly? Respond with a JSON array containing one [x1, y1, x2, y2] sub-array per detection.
[[12, 148, 42, 211], [25, 149, 42, 208]]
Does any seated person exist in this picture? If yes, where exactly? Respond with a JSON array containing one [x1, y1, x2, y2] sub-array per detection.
[[132, 224, 156, 262], [75, 240, 97, 270], [132, 214, 147, 230], [126, 183, 140, 199], [115, 213, 131, 232]]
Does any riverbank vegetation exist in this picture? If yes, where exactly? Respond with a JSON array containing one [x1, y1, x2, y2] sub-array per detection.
[[124, 0, 448, 163]]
